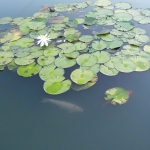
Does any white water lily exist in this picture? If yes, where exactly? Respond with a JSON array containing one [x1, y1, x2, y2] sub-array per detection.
[[36, 34, 51, 47]]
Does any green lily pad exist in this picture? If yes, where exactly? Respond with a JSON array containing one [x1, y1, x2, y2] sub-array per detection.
[[70, 68, 94, 85], [77, 54, 97, 67], [94, 0, 111, 7], [131, 28, 146, 35], [39, 64, 65, 81], [15, 56, 34, 65], [84, 17, 96, 25], [113, 12, 132, 21], [115, 2, 132, 10], [71, 74, 98, 91], [99, 34, 115, 42], [129, 56, 150, 71], [44, 47, 61, 57], [55, 57, 76, 68], [74, 42, 87, 51], [79, 35, 94, 43], [37, 56, 55, 66], [7, 59, 19, 71], [0, 17, 12, 24], [8, 38, 34, 48], [44, 79, 71, 95], [100, 65, 119, 76], [29, 22, 46, 30], [105, 87, 130, 105], [114, 58, 136, 73], [114, 21, 134, 31], [57, 43, 76, 53], [92, 51, 110, 63], [0, 32, 13, 43], [107, 38, 123, 49], [92, 40, 107, 50], [135, 35, 149, 43], [17, 62, 41, 77], [141, 9, 150, 17]]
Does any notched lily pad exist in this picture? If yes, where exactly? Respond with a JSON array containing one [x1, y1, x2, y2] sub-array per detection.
[[104, 87, 130, 105], [71, 68, 94, 85], [44, 78, 71, 95], [17, 62, 41, 77]]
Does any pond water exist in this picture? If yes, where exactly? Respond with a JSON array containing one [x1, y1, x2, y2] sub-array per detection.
[[0, 0, 150, 150]]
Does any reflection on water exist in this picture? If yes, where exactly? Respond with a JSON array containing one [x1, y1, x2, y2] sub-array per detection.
[[0, 0, 150, 150]]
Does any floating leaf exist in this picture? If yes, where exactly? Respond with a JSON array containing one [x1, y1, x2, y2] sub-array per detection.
[[114, 58, 136, 73], [10, 29, 22, 42], [115, 2, 132, 10], [77, 54, 97, 67], [129, 56, 150, 71], [39, 64, 65, 81], [107, 38, 123, 49], [57, 43, 76, 53], [92, 40, 107, 50], [17, 62, 41, 77], [15, 56, 34, 65], [71, 74, 98, 91], [92, 51, 110, 64], [113, 13, 132, 21], [100, 65, 119, 76], [37, 56, 55, 66], [114, 21, 134, 31], [94, 0, 111, 7], [44, 79, 71, 95], [0, 17, 12, 24], [99, 34, 115, 42], [71, 68, 94, 85], [79, 35, 94, 43], [29, 22, 46, 30], [55, 57, 76, 68], [105, 87, 130, 105]]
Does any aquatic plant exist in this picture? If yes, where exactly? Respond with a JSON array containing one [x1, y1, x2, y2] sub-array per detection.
[[0, 0, 150, 95]]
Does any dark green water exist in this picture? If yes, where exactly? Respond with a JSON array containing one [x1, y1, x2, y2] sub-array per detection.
[[0, 0, 150, 150]]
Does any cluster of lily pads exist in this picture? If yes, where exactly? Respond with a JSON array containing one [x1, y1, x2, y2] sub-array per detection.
[[0, 0, 150, 100]]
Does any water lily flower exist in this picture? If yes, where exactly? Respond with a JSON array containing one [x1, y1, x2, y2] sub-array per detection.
[[36, 34, 51, 47]]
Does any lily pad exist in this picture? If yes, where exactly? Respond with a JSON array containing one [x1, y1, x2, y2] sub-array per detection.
[[107, 38, 123, 49], [129, 56, 150, 71], [17, 62, 41, 77], [92, 40, 107, 50], [37, 56, 55, 66], [57, 43, 76, 53], [15, 56, 34, 65], [115, 2, 132, 10], [100, 65, 119, 76], [29, 22, 46, 30], [113, 13, 132, 21], [74, 42, 87, 51], [94, 0, 111, 7], [92, 51, 110, 64], [44, 79, 71, 95], [0, 17, 12, 24], [79, 35, 94, 43], [71, 74, 98, 91], [114, 21, 134, 31], [39, 64, 65, 81], [105, 87, 130, 105], [99, 34, 115, 42], [114, 58, 136, 73], [55, 57, 76, 68], [77, 54, 97, 67], [70, 68, 94, 85]]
